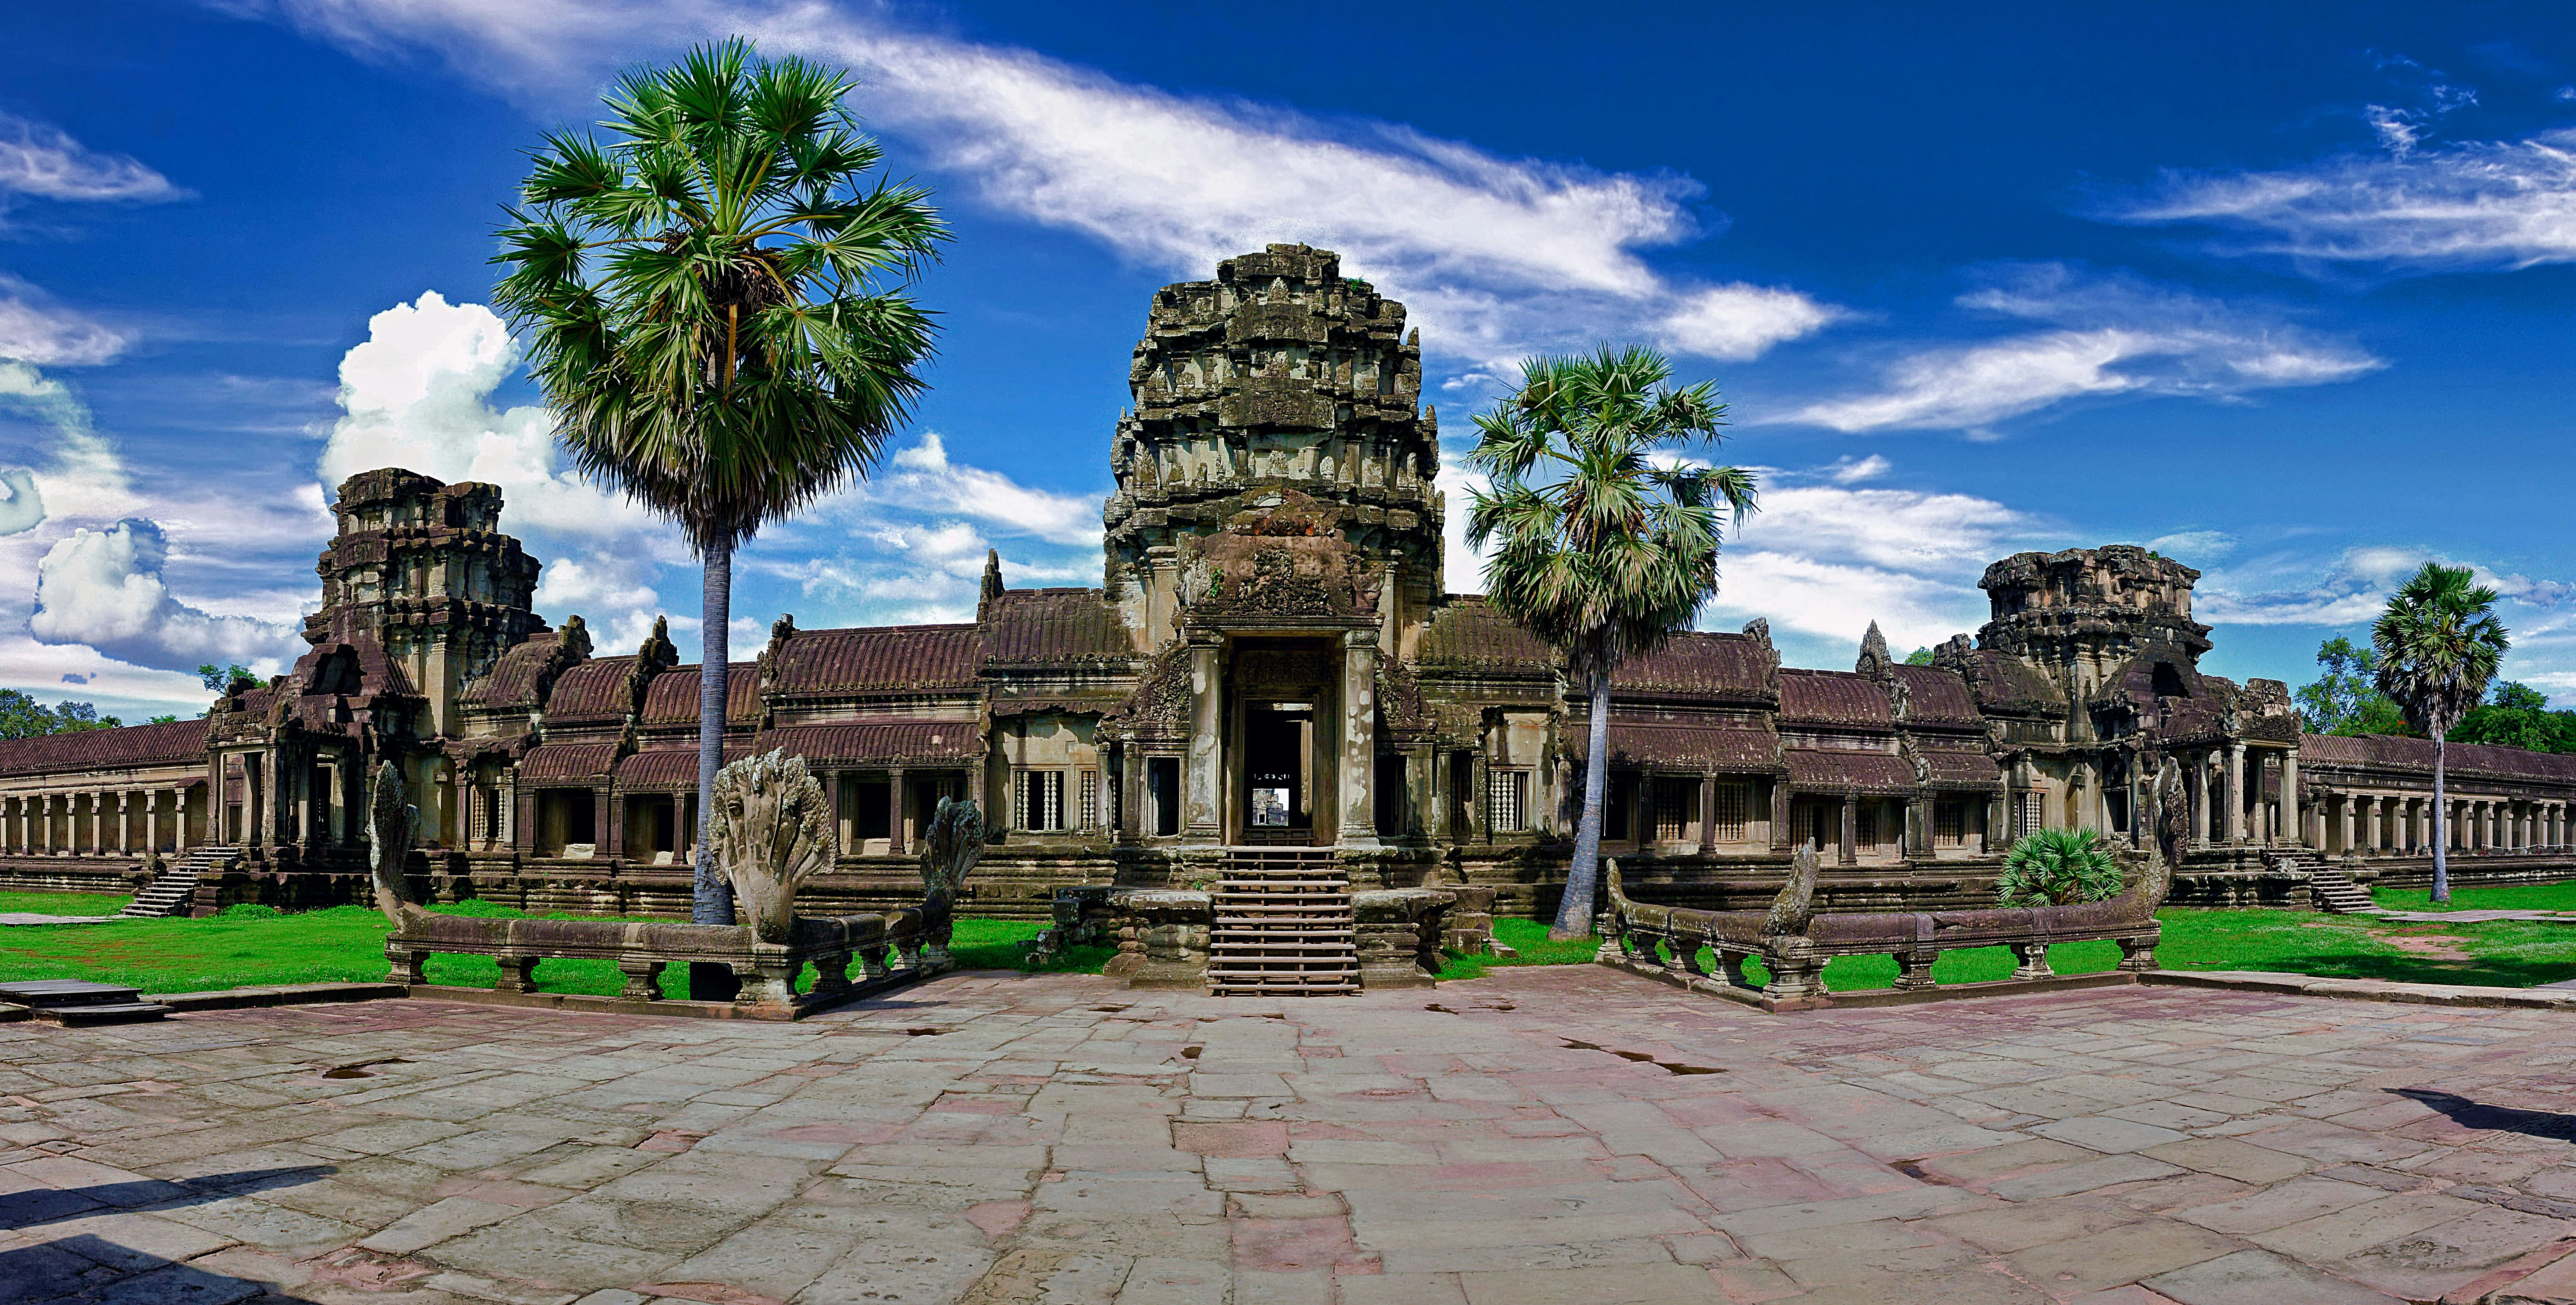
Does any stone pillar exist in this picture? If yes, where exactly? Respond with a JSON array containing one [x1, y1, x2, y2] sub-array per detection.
[[117, 790, 130, 854], [2225, 744, 2247, 843], [1700, 777, 1718, 855], [1337, 629, 1379, 849], [1184, 635, 1222, 842], [2279, 749, 2299, 847], [887, 768, 908, 856], [1837, 795, 1856, 867], [2337, 793, 2353, 857]]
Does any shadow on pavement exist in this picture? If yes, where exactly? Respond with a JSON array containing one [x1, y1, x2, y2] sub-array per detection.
[[2390, 1087, 2576, 1140]]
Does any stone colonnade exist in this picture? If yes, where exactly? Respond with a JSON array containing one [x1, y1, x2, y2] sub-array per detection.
[[2306, 792, 2569, 856], [0, 787, 192, 856]]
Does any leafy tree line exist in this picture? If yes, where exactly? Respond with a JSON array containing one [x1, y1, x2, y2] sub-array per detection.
[[2297, 636, 2572, 754], [0, 689, 124, 738]]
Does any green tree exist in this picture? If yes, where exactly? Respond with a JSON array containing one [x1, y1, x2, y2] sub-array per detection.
[[1996, 828, 2123, 907], [2373, 563, 2509, 903], [1466, 346, 1756, 939], [1903, 646, 1934, 665], [0, 689, 122, 738], [2295, 636, 2411, 736], [2450, 680, 2576, 754], [494, 39, 945, 964], [197, 662, 254, 694]]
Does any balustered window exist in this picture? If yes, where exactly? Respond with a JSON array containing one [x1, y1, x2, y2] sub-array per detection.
[[1712, 782, 1752, 842]]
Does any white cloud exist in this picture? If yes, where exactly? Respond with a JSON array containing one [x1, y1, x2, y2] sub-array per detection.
[[29, 519, 300, 670], [876, 433, 1100, 548], [0, 275, 130, 366], [2145, 530, 2237, 564], [0, 111, 184, 203], [1785, 264, 2380, 433], [2107, 126, 2576, 272], [1824, 454, 1890, 485], [235, 0, 1844, 372]]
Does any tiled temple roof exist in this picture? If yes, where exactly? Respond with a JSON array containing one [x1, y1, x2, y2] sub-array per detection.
[[1416, 599, 1555, 672], [540, 657, 639, 720], [1779, 670, 1895, 728], [756, 722, 987, 767], [1787, 748, 1918, 794], [981, 589, 1131, 666], [614, 746, 750, 789], [457, 631, 567, 709], [2300, 732, 2576, 782], [770, 626, 982, 695], [1603, 723, 1778, 772], [1893, 664, 1981, 727], [640, 664, 762, 727], [517, 742, 620, 784], [0, 720, 209, 778], [1962, 648, 2066, 715], [1917, 746, 2005, 789], [1611, 633, 1774, 701]]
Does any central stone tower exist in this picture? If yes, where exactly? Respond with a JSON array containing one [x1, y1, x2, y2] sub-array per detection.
[[1102, 245, 1445, 654], [1975, 545, 2211, 706]]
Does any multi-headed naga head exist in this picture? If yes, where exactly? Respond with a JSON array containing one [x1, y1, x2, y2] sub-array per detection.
[[709, 750, 838, 943]]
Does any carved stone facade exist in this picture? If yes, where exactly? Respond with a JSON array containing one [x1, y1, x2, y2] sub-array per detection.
[[5, 244, 2573, 916]]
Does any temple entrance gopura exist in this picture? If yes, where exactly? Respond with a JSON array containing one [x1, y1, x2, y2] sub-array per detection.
[[5, 243, 2575, 925]]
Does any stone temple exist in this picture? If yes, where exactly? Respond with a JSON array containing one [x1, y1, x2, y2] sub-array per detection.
[[4, 244, 2574, 920]]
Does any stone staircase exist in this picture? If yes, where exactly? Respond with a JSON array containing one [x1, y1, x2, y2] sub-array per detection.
[[2307, 863, 2383, 915], [118, 845, 236, 918], [1207, 848, 1359, 996]]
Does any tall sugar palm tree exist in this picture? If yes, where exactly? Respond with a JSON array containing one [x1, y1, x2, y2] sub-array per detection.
[[1467, 346, 1756, 939], [2372, 562, 2508, 904], [493, 39, 945, 971]]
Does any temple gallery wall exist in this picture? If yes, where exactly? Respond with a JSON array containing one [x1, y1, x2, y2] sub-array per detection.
[[6, 243, 2574, 919]]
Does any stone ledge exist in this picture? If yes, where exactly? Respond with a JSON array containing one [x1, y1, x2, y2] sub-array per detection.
[[1596, 952, 2139, 1012], [2141, 969, 2576, 1010], [144, 982, 406, 1011], [397, 961, 937, 1021]]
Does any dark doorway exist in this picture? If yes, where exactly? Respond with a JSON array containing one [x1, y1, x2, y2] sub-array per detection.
[[1244, 706, 1313, 844], [1149, 757, 1182, 836]]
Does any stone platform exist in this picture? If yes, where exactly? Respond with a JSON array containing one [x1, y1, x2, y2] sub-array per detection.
[[5, 968, 2576, 1303]]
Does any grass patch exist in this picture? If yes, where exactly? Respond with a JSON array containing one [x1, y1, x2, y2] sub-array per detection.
[[1444, 905, 2576, 991], [2373, 879, 2576, 914], [0, 890, 130, 917], [0, 901, 1098, 997]]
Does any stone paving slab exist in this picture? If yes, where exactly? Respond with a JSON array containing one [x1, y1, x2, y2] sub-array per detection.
[[4, 965, 2576, 1303]]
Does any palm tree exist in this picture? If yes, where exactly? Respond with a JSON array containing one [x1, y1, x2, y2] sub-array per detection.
[[2372, 563, 2509, 904], [1466, 346, 1756, 939], [1996, 829, 2123, 907], [493, 39, 945, 968]]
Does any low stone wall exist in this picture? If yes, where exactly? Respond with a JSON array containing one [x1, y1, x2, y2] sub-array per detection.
[[0, 855, 155, 898]]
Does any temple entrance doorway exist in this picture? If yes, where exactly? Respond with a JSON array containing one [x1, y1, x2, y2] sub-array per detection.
[[1243, 704, 1315, 845]]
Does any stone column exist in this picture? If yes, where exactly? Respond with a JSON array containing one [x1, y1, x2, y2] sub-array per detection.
[[1184, 635, 1222, 842], [2336, 793, 2353, 856], [887, 769, 908, 856], [1700, 777, 1718, 855], [145, 791, 159, 856], [39, 793, 52, 853], [1837, 795, 1857, 867], [2279, 749, 2300, 846], [117, 790, 129, 854], [2225, 744, 2247, 843], [1337, 629, 1379, 849]]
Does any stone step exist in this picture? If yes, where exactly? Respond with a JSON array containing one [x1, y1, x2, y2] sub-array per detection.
[[43, 1002, 171, 1026], [0, 979, 147, 1008]]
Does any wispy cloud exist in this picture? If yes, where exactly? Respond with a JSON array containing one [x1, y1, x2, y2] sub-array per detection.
[[0, 110, 185, 203], [2105, 127, 2576, 272], [1784, 264, 2380, 433], [0, 275, 131, 366], [230, 0, 1845, 375]]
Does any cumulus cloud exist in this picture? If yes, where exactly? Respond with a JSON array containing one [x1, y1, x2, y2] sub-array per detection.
[[2106, 127, 2576, 272], [234, 0, 1844, 373], [30, 519, 298, 669], [1785, 264, 2381, 433], [0, 111, 185, 203]]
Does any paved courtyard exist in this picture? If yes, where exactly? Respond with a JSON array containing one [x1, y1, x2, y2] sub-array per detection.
[[6, 969, 2576, 1304]]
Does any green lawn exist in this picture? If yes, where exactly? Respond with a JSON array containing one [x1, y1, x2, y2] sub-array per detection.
[[0, 890, 129, 917], [2373, 879, 2576, 913], [0, 900, 1061, 998], [5, 890, 2571, 998]]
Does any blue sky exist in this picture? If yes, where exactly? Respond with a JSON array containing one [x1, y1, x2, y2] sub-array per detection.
[[5, 1, 2576, 721]]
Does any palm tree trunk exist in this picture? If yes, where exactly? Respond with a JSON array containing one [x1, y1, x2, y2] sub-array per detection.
[[2431, 734, 2450, 904], [690, 543, 739, 999], [1552, 664, 1613, 940]]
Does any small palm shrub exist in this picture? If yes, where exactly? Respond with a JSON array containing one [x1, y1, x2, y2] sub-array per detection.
[[1996, 829, 2123, 907]]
